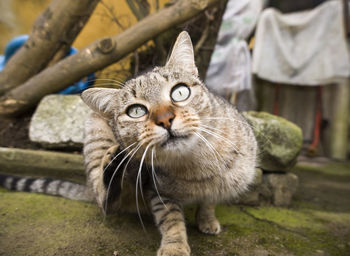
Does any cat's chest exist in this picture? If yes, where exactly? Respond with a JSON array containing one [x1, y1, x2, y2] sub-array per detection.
[[156, 164, 236, 204], [152, 135, 255, 203]]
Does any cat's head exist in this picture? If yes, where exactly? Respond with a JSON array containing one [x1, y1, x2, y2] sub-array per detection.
[[82, 32, 212, 158]]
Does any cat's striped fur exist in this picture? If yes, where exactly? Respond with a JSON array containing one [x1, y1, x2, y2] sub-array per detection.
[[81, 32, 257, 256], [0, 32, 257, 256], [0, 174, 92, 201]]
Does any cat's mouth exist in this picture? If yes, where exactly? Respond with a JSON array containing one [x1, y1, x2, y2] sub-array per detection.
[[160, 132, 189, 148]]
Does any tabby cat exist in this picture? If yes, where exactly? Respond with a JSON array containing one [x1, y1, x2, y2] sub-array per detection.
[[81, 31, 257, 256]]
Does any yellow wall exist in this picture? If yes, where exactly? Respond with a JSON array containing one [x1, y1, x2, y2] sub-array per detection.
[[74, 0, 138, 49]]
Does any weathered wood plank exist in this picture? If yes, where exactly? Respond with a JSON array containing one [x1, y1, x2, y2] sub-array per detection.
[[0, 147, 85, 183]]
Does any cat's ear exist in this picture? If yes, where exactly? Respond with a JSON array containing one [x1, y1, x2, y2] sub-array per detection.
[[166, 31, 198, 76], [81, 88, 119, 117]]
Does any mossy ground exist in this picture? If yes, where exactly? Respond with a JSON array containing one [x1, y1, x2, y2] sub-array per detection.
[[1, 160, 350, 256]]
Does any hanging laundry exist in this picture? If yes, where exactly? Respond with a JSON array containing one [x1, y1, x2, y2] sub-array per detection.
[[216, 0, 265, 41], [205, 0, 265, 97], [206, 39, 252, 96], [252, 0, 350, 85]]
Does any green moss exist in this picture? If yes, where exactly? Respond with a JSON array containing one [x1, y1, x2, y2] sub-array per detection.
[[221, 206, 348, 256], [247, 207, 322, 230], [296, 161, 350, 177], [243, 111, 303, 171], [1, 160, 350, 255], [0, 190, 158, 256], [186, 203, 348, 256], [1, 189, 349, 256]]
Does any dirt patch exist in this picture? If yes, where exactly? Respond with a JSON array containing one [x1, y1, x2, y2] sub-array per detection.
[[0, 113, 40, 149]]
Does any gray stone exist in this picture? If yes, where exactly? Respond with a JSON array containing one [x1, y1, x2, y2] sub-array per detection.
[[29, 95, 92, 148], [237, 190, 261, 206], [264, 173, 299, 207], [235, 172, 299, 207], [243, 111, 303, 172]]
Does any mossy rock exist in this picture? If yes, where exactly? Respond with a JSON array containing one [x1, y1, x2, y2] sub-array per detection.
[[243, 111, 303, 171]]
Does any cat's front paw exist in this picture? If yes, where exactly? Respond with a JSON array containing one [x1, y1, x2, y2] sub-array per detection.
[[101, 145, 119, 168], [157, 243, 190, 256], [198, 218, 221, 235]]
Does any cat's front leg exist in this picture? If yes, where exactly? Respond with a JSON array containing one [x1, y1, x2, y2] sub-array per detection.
[[196, 203, 221, 235], [90, 144, 120, 211], [101, 145, 120, 168], [149, 193, 190, 256]]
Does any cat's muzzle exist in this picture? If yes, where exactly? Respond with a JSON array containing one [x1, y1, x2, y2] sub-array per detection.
[[160, 130, 189, 148]]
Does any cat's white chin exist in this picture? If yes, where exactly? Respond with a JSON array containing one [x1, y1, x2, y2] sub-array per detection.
[[159, 134, 196, 153]]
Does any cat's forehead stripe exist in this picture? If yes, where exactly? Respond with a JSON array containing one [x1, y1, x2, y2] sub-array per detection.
[[122, 67, 202, 105]]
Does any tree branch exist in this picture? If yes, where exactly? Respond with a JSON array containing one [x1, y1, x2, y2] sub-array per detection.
[[0, 0, 100, 96], [0, 0, 221, 116]]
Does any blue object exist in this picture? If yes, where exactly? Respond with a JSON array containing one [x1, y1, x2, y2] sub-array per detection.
[[0, 35, 30, 70], [0, 35, 95, 94], [0, 56, 5, 70], [3, 35, 29, 63], [58, 73, 95, 94]]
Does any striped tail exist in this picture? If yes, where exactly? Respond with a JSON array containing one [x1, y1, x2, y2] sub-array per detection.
[[0, 174, 94, 202]]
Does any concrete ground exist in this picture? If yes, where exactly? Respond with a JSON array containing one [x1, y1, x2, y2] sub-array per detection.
[[0, 160, 350, 256]]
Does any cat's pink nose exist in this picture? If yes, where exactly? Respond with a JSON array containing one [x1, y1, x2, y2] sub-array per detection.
[[155, 111, 175, 130], [152, 106, 175, 130]]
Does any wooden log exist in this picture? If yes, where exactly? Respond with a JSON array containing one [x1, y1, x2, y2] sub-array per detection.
[[0, 147, 85, 183], [329, 80, 349, 160], [0, 0, 100, 96], [0, 0, 221, 116]]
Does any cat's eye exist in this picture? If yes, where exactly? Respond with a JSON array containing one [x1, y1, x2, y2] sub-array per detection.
[[170, 83, 190, 102], [126, 104, 147, 118]]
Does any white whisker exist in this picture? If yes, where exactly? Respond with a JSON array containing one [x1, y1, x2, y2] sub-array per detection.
[[202, 116, 272, 154], [197, 126, 243, 156], [135, 143, 151, 232], [85, 78, 126, 87], [103, 142, 137, 174], [89, 83, 121, 87], [193, 131, 223, 166], [151, 147, 167, 209], [202, 116, 253, 128], [104, 143, 140, 215], [120, 141, 146, 189]]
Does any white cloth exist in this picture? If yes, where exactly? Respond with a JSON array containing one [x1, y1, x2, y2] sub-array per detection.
[[205, 0, 265, 96], [252, 1, 350, 85], [218, 0, 265, 41], [206, 39, 252, 96]]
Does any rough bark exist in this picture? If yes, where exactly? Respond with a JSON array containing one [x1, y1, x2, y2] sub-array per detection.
[[0, 0, 100, 96], [0, 0, 221, 116]]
